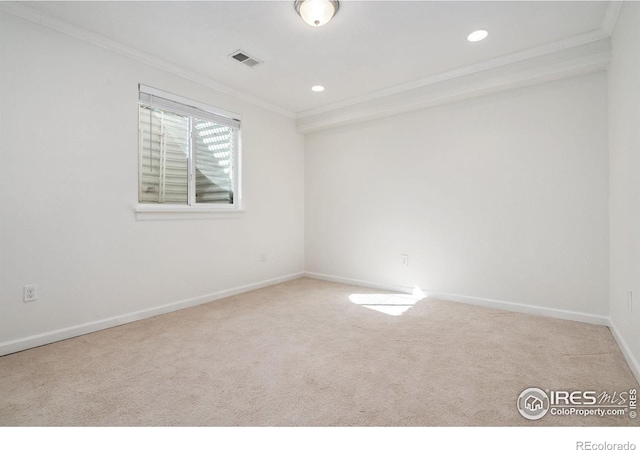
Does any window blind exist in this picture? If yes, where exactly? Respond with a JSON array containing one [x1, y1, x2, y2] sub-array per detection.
[[138, 106, 189, 204], [138, 85, 240, 206]]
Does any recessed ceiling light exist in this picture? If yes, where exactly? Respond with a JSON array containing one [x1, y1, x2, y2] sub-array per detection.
[[311, 85, 325, 92], [467, 29, 488, 42]]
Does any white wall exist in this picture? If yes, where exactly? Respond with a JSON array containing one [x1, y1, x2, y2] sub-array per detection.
[[2, 6, 633, 370], [0, 12, 305, 352], [305, 72, 609, 316], [608, 2, 640, 376]]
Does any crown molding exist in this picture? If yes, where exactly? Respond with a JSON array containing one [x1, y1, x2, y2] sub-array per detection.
[[601, 1, 624, 36], [0, 2, 297, 119], [297, 44, 611, 133], [297, 28, 608, 121], [295, 2, 620, 131], [1, 1, 618, 131]]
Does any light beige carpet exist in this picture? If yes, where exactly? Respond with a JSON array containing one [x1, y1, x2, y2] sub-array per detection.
[[0, 278, 638, 426]]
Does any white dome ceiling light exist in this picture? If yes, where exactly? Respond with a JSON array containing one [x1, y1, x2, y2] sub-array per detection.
[[295, 0, 340, 27]]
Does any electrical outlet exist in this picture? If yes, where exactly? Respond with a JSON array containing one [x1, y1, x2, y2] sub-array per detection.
[[261, 253, 266, 263], [401, 254, 409, 266], [24, 284, 37, 302], [629, 291, 633, 313]]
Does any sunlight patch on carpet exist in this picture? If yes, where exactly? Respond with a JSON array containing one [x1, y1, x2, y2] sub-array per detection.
[[349, 286, 426, 316]]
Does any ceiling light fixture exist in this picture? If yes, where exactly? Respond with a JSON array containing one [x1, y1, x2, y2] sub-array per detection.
[[295, 0, 339, 27], [467, 29, 488, 42], [311, 85, 325, 92]]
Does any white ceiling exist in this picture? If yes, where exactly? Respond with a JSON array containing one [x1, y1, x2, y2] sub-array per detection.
[[14, 1, 611, 115]]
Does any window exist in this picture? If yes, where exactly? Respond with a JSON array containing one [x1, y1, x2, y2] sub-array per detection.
[[137, 85, 241, 211]]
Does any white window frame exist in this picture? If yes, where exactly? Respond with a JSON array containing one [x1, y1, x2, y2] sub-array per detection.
[[135, 85, 243, 219]]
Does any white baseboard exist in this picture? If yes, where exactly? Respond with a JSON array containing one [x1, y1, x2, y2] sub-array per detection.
[[5, 270, 638, 386], [0, 272, 305, 357], [306, 271, 640, 383], [305, 271, 609, 326], [607, 319, 640, 385], [427, 291, 610, 326], [305, 272, 418, 295]]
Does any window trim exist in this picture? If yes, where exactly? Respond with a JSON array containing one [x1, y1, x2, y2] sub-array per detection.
[[134, 204, 245, 221], [136, 84, 242, 216]]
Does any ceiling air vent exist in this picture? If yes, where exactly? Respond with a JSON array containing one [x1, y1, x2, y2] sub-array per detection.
[[230, 50, 262, 68]]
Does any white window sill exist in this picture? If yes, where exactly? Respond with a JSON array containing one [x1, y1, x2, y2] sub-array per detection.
[[134, 204, 245, 221]]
